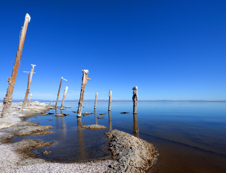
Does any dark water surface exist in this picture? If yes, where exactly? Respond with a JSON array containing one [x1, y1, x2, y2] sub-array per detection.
[[11, 101, 226, 173]]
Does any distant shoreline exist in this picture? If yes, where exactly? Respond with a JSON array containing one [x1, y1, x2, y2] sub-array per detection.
[[0, 100, 225, 102]]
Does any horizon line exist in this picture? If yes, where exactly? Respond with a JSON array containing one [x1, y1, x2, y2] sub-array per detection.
[[0, 99, 225, 102]]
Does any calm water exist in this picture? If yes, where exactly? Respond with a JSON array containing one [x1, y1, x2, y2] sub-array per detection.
[[12, 101, 226, 173]]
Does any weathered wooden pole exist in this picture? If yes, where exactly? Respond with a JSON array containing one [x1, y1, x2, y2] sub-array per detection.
[[22, 64, 36, 109], [28, 93, 32, 106], [77, 70, 91, 118], [1, 13, 31, 118], [48, 100, 52, 106], [55, 77, 67, 108], [133, 113, 139, 134], [94, 92, 98, 109], [108, 90, 112, 111], [132, 86, 138, 113], [94, 108, 97, 125], [60, 86, 68, 109], [108, 110, 112, 132]]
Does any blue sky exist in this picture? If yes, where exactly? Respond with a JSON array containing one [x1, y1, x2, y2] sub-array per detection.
[[0, 0, 225, 101]]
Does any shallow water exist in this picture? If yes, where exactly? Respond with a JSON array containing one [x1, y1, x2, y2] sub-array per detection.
[[11, 101, 226, 172]]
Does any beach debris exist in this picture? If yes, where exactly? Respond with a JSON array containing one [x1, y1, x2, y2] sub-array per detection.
[[65, 107, 71, 108], [43, 150, 51, 155], [1, 13, 31, 118], [98, 117, 105, 119], [108, 90, 112, 111], [52, 114, 69, 117], [55, 77, 67, 108], [94, 92, 98, 109], [48, 119, 53, 121], [72, 111, 77, 113], [120, 112, 129, 114], [22, 64, 36, 109], [99, 113, 105, 115], [77, 70, 91, 118], [132, 86, 138, 114], [61, 86, 68, 109], [105, 130, 158, 173], [82, 112, 93, 116], [15, 139, 55, 158], [81, 124, 107, 130]]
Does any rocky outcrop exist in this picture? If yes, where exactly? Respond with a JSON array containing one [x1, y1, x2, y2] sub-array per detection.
[[105, 130, 158, 173]]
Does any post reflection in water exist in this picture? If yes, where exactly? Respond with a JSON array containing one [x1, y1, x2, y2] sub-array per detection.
[[77, 118, 86, 160], [94, 108, 97, 125], [133, 113, 139, 137], [108, 110, 112, 132], [55, 108, 59, 129], [60, 109, 66, 130]]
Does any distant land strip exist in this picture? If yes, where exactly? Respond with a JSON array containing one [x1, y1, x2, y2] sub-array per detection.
[[0, 99, 225, 102]]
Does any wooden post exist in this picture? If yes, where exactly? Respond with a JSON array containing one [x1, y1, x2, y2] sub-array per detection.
[[94, 108, 97, 125], [48, 100, 52, 106], [28, 94, 32, 106], [108, 90, 112, 111], [132, 86, 138, 113], [77, 70, 91, 118], [133, 113, 139, 134], [108, 110, 112, 132], [1, 13, 31, 118], [55, 77, 67, 108], [60, 86, 68, 109], [22, 64, 36, 109], [94, 92, 98, 109]]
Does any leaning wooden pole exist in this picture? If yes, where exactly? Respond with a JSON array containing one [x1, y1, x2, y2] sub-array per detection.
[[22, 64, 36, 109], [55, 77, 67, 108], [60, 86, 68, 109], [48, 100, 52, 106], [1, 13, 31, 118], [94, 92, 98, 109], [108, 90, 112, 111], [132, 86, 138, 113], [28, 93, 32, 106], [77, 70, 91, 118]]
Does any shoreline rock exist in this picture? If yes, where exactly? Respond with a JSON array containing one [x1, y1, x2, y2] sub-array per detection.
[[105, 129, 158, 173]]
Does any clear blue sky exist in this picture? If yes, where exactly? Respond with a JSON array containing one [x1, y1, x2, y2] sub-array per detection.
[[0, 0, 225, 101]]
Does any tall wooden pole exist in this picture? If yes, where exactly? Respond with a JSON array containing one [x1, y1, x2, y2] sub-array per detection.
[[94, 92, 98, 109], [48, 100, 52, 106], [61, 86, 68, 109], [77, 70, 91, 118], [132, 86, 138, 114], [1, 13, 31, 118], [94, 108, 97, 125], [108, 110, 112, 132], [133, 113, 139, 134], [108, 90, 112, 111], [55, 77, 67, 108], [28, 93, 32, 106], [22, 64, 36, 109]]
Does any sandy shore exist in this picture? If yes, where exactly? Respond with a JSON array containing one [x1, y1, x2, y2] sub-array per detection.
[[0, 102, 113, 173]]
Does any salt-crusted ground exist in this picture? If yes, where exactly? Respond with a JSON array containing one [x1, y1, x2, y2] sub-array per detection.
[[0, 102, 113, 173], [0, 101, 158, 173]]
